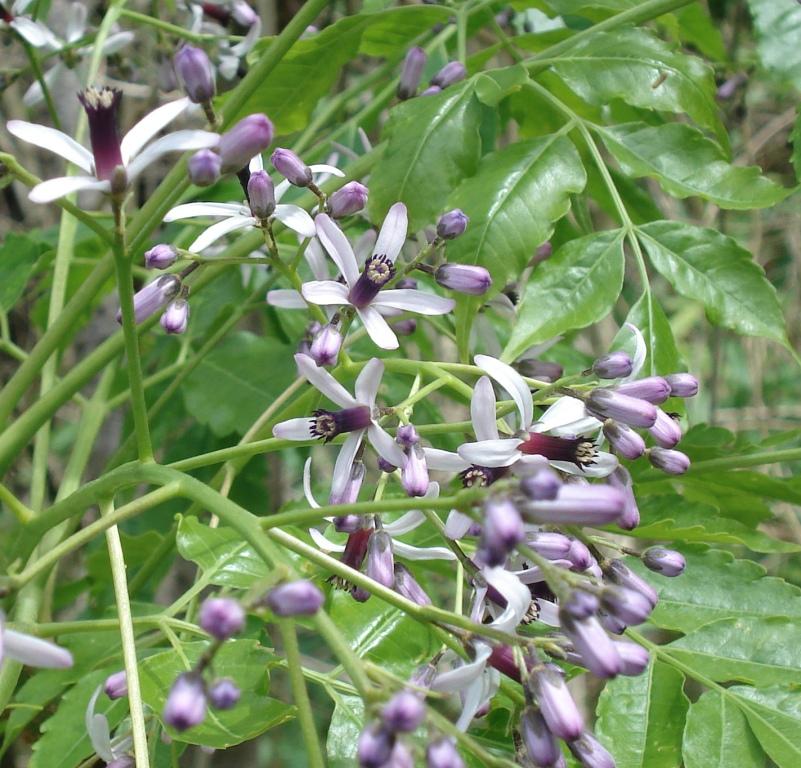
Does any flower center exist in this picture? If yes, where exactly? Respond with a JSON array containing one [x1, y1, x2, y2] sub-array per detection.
[[348, 254, 396, 308], [518, 432, 597, 468], [78, 87, 124, 182], [459, 465, 508, 488], [309, 406, 371, 442]]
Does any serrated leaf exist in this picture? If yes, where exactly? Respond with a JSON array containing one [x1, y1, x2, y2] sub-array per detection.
[[0, 233, 44, 312], [637, 221, 789, 346], [730, 685, 801, 766], [182, 331, 295, 437], [746, 0, 801, 90], [597, 122, 788, 209], [139, 640, 291, 748], [683, 690, 764, 768], [614, 292, 682, 377], [596, 660, 688, 768], [502, 229, 624, 362], [668, 617, 801, 687], [630, 546, 801, 634], [368, 84, 482, 230]]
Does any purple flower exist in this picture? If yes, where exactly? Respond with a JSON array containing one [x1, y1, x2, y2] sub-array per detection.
[[559, 612, 622, 679], [189, 148, 222, 186], [648, 447, 690, 475], [615, 376, 671, 404], [309, 323, 342, 367], [174, 45, 216, 103], [199, 597, 245, 639], [436, 209, 469, 240], [163, 674, 206, 731], [603, 421, 646, 459], [522, 484, 626, 526], [144, 243, 178, 269], [208, 678, 241, 710], [587, 388, 657, 428], [382, 690, 425, 733], [567, 732, 616, 768], [160, 298, 190, 335], [643, 546, 686, 577], [533, 664, 583, 740], [393, 563, 432, 605], [117, 274, 181, 325], [603, 560, 658, 606], [566, 537, 594, 572], [217, 114, 274, 173], [271, 147, 313, 187], [592, 351, 633, 379], [601, 586, 653, 626], [103, 670, 128, 699], [520, 468, 562, 501], [609, 467, 640, 530], [426, 739, 464, 768], [366, 530, 395, 588], [247, 169, 276, 219], [421, 85, 442, 96], [666, 372, 699, 397], [614, 640, 650, 676], [358, 724, 395, 768], [479, 498, 524, 566], [266, 580, 324, 616], [401, 444, 429, 497], [397, 47, 427, 100], [528, 531, 572, 560], [562, 590, 600, 620], [435, 264, 491, 295], [649, 409, 681, 448], [328, 181, 368, 218], [520, 707, 561, 768], [431, 61, 466, 88]]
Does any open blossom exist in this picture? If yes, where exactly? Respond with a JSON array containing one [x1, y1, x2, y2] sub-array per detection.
[[8, 88, 218, 203], [301, 205, 455, 349], [0, 0, 59, 48]]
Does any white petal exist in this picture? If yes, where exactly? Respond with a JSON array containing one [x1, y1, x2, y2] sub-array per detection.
[[301, 280, 350, 306], [374, 202, 407, 263], [101, 31, 135, 54], [383, 510, 425, 536], [444, 510, 474, 539], [623, 322, 647, 381], [6, 120, 93, 173], [457, 439, 522, 468], [475, 354, 533, 430], [330, 432, 364, 500], [189, 215, 254, 253], [372, 289, 455, 315], [11, 17, 58, 47], [302, 458, 321, 508], [537, 599, 561, 627], [126, 130, 219, 181], [423, 448, 469, 473], [315, 213, 359, 285], [274, 178, 292, 203], [549, 415, 603, 437], [354, 229, 377, 261], [432, 644, 492, 692], [273, 204, 316, 238], [484, 567, 530, 633], [535, 395, 588, 432], [85, 686, 114, 762], [22, 62, 61, 108], [295, 353, 358, 409], [272, 417, 313, 440], [357, 306, 398, 350], [393, 541, 456, 561], [457, 668, 499, 732], [28, 176, 109, 204], [120, 97, 191, 165], [267, 289, 307, 309], [3, 629, 73, 668], [552, 451, 618, 478], [230, 15, 261, 56], [66, 2, 87, 41], [249, 154, 264, 173], [472, 376, 499, 442], [367, 424, 407, 467], [304, 239, 330, 281], [308, 163, 345, 178], [355, 357, 384, 406], [309, 528, 346, 553], [163, 202, 245, 222]]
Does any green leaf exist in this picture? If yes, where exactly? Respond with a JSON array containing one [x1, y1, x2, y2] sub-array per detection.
[[359, 5, 451, 56], [139, 640, 291, 748], [615, 292, 682, 377], [630, 546, 801, 634], [182, 331, 295, 437], [730, 685, 801, 766], [790, 108, 801, 185], [746, 0, 801, 90], [682, 690, 764, 768], [445, 134, 586, 290], [326, 693, 365, 767], [597, 122, 789, 209], [0, 233, 44, 313], [175, 517, 269, 589], [596, 660, 688, 768], [473, 64, 530, 107], [368, 84, 483, 230], [637, 221, 790, 346], [502, 229, 625, 362], [668, 617, 801, 687], [549, 28, 723, 141]]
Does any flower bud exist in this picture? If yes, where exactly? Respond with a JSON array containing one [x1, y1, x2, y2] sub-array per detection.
[[174, 45, 216, 103], [377, 457, 398, 473], [145, 244, 178, 270], [401, 444, 429, 497], [421, 85, 442, 96], [522, 484, 625, 526], [189, 148, 221, 186], [431, 61, 466, 88], [515, 358, 563, 382], [520, 468, 562, 501], [329, 461, 366, 506], [566, 537, 594, 572], [382, 689, 425, 733], [567, 732, 615, 768], [562, 590, 600, 620], [649, 409, 681, 448], [601, 586, 653, 626], [266, 580, 324, 616], [608, 467, 639, 530], [394, 318, 417, 336], [334, 515, 362, 533], [614, 640, 650, 676], [247, 170, 275, 219], [615, 376, 671, 404], [648, 447, 690, 475], [598, 609, 627, 635], [358, 724, 395, 768], [163, 674, 206, 731], [218, 114, 274, 173], [559, 612, 622, 678], [232, 0, 258, 26], [208, 678, 241, 710], [534, 665, 583, 740], [395, 277, 417, 289], [528, 531, 571, 560], [366, 530, 395, 588], [396, 424, 419, 448], [387, 743, 414, 768], [436, 209, 469, 240], [393, 563, 432, 606], [309, 324, 342, 367], [435, 264, 491, 295], [160, 298, 190, 335], [643, 546, 686, 577], [603, 420, 646, 460], [535, 241, 553, 262], [666, 372, 699, 398], [592, 351, 633, 379], [397, 46, 427, 100], [103, 670, 128, 699], [603, 560, 658, 606], [118, 275, 181, 325], [480, 498, 524, 566], [199, 597, 245, 640], [586, 388, 657, 428], [520, 707, 561, 768], [271, 147, 312, 186], [426, 738, 464, 768], [328, 181, 368, 218]]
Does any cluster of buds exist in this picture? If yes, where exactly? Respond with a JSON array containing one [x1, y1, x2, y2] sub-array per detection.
[[396, 47, 468, 101], [122, 252, 191, 335]]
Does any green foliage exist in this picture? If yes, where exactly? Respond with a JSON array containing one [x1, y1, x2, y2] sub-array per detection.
[[0, 234, 47, 313], [730, 685, 801, 765], [746, 0, 801, 90]]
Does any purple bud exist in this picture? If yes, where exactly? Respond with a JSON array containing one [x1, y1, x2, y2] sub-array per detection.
[[615, 376, 671, 405], [271, 147, 312, 187], [266, 580, 324, 616], [559, 612, 622, 678], [163, 674, 206, 731], [522, 484, 626, 526], [232, 0, 258, 26], [586, 389, 658, 428], [515, 359, 563, 382], [199, 597, 245, 640], [601, 586, 653, 626], [377, 457, 398, 473], [436, 209, 469, 240], [160, 298, 190, 335], [367, 530, 395, 588], [480, 498, 524, 566], [208, 678, 241, 710], [528, 531, 571, 560], [397, 46, 427, 100], [592, 351, 633, 379], [648, 409, 681, 448], [396, 424, 420, 448], [309, 324, 342, 367], [358, 724, 395, 768], [535, 241, 553, 263], [520, 468, 562, 501], [716, 72, 747, 100], [608, 467, 639, 530], [334, 515, 362, 533], [520, 707, 561, 768], [426, 738, 464, 768], [435, 264, 491, 295], [118, 275, 181, 325], [174, 45, 216, 103], [189, 148, 222, 187], [666, 372, 699, 398], [643, 547, 686, 577], [393, 318, 417, 336], [567, 732, 615, 768], [145, 244, 178, 269], [218, 114, 274, 173], [421, 85, 442, 97], [603, 421, 646, 460], [598, 609, 627, 635], [648, 447, 690, 475], [382, 690, 425, 733], [401, 444, 429, 497], [562, 590, 600, 620], [247, 170, 275, 219], [103, 670, 128, 699], [534, 665, 584, 740], [566, 537, 594, 572], [329, 461, 365, 506], [328, 181, 368, 218], [393, 563, 432, 606], [431, 61, 467, 88], [603, 560, 658, 607], [614, 640, 650, 676], [387, 743, 414, 768]]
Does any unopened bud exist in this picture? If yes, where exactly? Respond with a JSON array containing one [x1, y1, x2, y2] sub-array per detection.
[[393, 563, 432, 606], [431, 61, 466, 88], [160, 298, 190, 335], [266, 580, 324, 616], [435, 264, 491, 295], [163, 674, 206, 731], [648, 447, 690, 475], [666, 372, 699, 397], [309, 324, 342, 367], [382, 690, 425, 733], [567, 732, 615, 768], [480, 498, 524, 566], [118, 275, 181, 325], [174, 45, 216, 103], [145, 244, 178, 269], [397, 46, 427, 100], [559, 612, 622, 678], [329, 181, 368, 218], [401, 444, 429, 497], [614, 640, 650, 676], [188, 148, 221, 187], [208, 678, 241, 710], [586, 388, 657, 428], [603, 420, 646, 459], [366, 530, 395, 588], [520, 707, 561, 768], [520, 468, 562, 501], [421, 85, 442, 97], [649, 409, 681, 448], [103, 670, 128, 699], [218, 114, 274, 173], [436, 209, 469, 239], [358, 724, 395, 768], [592, 351, 633, 379], [247, 170, 275, 219], [199, 597, 245, 639], [426, 738, 464, 768], [615, 376, 671, 404], [534, 665, 583, 740], [271, 147, 312, 186], [643, 546, 685, 577]]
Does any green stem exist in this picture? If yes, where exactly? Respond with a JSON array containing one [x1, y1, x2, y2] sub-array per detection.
[[0, 484, 34, 525], [119, 8, 234, 42], [18, 37, 60, 129]]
